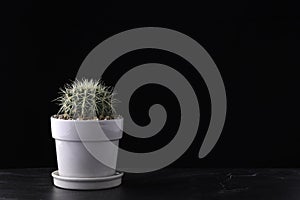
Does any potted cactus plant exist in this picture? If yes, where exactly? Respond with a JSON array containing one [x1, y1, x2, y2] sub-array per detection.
[[50, 79, 123, 190]]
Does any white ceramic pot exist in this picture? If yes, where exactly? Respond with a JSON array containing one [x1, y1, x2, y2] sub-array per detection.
[[51, 117, 123, 178]]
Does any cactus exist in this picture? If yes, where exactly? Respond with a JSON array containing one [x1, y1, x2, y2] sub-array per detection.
[[55, 79, 118, 120]]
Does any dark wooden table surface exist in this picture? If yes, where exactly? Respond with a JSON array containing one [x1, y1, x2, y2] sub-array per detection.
[[1, 168, 300, 199]]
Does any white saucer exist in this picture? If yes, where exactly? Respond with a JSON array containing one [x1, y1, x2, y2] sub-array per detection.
[[51, 170, 123, 190]]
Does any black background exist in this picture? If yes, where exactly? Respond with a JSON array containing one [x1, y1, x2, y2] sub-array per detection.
[[0, 1, 299, 169]]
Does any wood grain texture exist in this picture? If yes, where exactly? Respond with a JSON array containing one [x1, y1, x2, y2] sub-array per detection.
[[1, 168, 300, 199]]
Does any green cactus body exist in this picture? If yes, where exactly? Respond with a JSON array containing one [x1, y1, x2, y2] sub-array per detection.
[[56, 79, 117, 120]]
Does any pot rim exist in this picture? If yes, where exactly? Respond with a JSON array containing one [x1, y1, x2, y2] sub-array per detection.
[[51, 115, 123, 122], [50, 115, 123, 141]]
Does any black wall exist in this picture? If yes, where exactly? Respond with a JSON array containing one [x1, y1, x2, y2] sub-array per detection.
[[1, 1, 300, 169]]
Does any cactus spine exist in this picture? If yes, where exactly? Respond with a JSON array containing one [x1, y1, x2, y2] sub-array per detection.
[[55, 79, 117, 120]]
